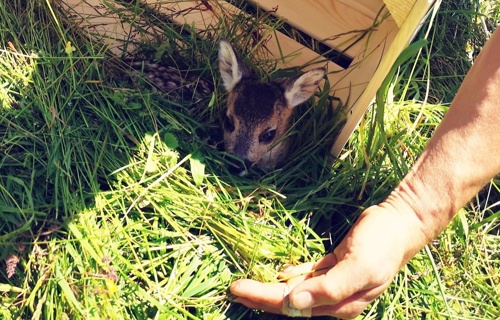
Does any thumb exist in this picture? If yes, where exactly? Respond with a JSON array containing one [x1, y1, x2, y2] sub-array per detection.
[[289, 257, 388, 312], [288, 260, 358, 310]]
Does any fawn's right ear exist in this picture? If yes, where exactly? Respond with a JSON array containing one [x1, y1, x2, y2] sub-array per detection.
[[218, 40, 250, 91]]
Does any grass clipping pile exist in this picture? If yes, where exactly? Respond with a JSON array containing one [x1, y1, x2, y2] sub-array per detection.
[[0, 1, 345, 319], [4, 1, 498, 319]]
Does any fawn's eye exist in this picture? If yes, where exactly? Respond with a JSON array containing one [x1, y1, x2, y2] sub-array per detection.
[[223, 115, 235, 133], [259, 129, 276, 144]]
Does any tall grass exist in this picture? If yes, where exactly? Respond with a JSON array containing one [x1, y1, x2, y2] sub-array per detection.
[[0, 0, 498, 319]]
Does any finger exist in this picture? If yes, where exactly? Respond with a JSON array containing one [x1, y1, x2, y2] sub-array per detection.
[[230, 279, 286, 308], [230, 279, 315, 317], [278, 262, 315, 277], [277, 262, 316, 285], [311, 293, 377, 319], [278, 254, 336, 282], [311, 253, 338, 276], [231, 296, 282, 315], [288, 259, 374, 310], [231, 278, 372, 318]]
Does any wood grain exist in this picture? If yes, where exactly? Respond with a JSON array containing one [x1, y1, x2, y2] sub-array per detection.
[[331, 0, 435, 155], [250, 0, 385, 58]]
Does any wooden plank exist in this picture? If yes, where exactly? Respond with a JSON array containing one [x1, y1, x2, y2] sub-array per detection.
[[144, 1, 344, 73], [338, 0, 386, 19], [331, 0, 436, 155], [61, 0, 344, 72], [59, 0, 194, 55], [59, 0, 132, 55], [330, 10, 398, 113], [384, 0, 421, 27], [249, 0, 385, 58]]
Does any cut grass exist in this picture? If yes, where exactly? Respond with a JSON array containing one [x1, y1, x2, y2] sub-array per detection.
[[1, 0, 499, 319]]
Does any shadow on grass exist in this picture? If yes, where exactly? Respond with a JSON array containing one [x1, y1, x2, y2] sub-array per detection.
[[0, 1, 393, 319]]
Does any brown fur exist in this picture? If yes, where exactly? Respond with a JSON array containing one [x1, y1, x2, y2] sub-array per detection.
[[219, 40, 325, 171]]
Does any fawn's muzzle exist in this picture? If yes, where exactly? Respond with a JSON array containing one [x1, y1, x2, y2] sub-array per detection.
[[227, 156, 253, 176]]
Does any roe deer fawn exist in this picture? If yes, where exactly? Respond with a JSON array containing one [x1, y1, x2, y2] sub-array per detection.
[[218, 40, 325, 175]]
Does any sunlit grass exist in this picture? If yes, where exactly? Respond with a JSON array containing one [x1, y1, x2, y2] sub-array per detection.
[[0, 0, 498, 319]]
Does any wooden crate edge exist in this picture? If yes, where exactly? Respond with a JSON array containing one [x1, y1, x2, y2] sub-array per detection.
[[331, 0, 436, 157]]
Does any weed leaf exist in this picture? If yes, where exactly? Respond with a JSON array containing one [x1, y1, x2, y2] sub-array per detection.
[[190, 150, 205, 187]]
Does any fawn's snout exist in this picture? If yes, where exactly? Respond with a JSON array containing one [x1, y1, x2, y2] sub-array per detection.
[[218, 40, 325, 173]]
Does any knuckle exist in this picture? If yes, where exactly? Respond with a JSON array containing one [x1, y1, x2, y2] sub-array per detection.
[[317, 277, 342, 303]]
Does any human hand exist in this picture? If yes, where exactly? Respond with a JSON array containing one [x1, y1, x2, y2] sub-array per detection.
[[230, 203, 427, 318]]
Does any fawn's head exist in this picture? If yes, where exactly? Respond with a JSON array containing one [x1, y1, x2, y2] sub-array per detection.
[[218, 40, 325, 174]]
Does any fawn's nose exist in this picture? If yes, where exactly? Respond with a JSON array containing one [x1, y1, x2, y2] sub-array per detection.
[[228, 157, 253, 176], [243, 159, 253, 168], [236, 159, 253, 176]]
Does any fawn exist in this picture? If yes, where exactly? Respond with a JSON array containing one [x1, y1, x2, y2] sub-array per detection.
[[218, 40, 325, 175]]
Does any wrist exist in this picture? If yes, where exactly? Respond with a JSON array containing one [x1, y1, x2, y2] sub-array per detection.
[[378, 185, 436, 265]]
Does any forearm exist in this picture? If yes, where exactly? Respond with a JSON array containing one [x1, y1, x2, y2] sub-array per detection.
[[384, 28, 500, 261]]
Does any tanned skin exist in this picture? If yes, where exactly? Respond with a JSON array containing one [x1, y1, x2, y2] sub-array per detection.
[[229, 28, 500, 318]]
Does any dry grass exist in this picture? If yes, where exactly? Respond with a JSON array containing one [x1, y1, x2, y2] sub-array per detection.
[[0, 1, 498, 319]]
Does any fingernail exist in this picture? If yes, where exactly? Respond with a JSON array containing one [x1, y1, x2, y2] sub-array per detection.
[[229, 279, 242, 291], [290, 291, 314, 309]]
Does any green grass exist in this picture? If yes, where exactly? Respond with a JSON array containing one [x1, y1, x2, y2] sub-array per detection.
[[0, 0, 499, 319]]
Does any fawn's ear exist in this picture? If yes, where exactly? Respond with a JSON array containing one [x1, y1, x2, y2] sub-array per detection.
[[218, 40, 251, 91], [282, 68, 325, 107]]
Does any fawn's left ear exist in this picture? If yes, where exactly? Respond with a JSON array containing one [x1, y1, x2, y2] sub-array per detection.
[[282, 68, 326, 107], [218, 40, 251, 92]]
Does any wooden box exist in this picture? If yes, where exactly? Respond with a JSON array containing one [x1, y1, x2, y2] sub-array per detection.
[[60, 0, 436, 156]]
